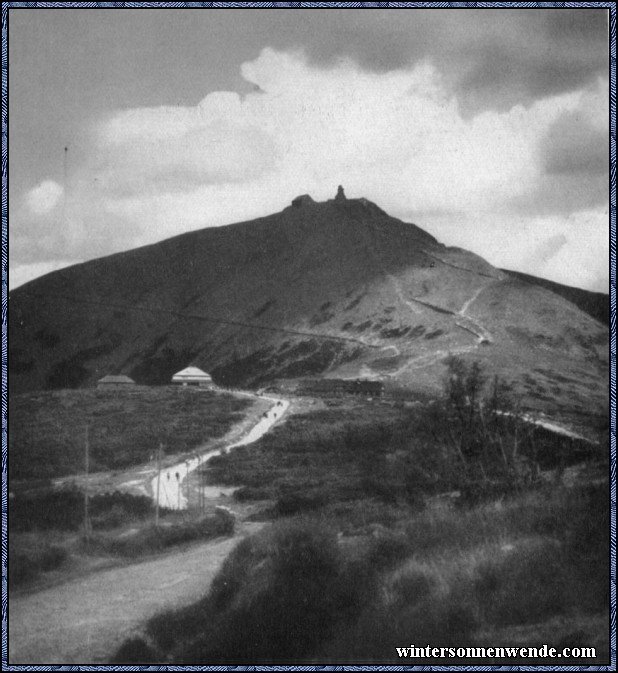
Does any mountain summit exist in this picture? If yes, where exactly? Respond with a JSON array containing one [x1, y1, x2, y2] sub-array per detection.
[[10, 192, 607, 425]]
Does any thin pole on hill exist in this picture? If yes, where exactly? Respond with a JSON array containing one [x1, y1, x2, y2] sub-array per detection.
[[84, 424, 91, 541], [155, 442, 162, 527], [198, 455, 203, 512]]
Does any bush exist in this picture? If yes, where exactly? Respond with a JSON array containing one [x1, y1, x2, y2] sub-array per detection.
[[11, 488, 162, 532], [367, 528, 413, 570], [233, 485, 274, 501], [8, 543, 68, 588], [111, 637, 158, 664], [391, 565, 438, 607], [102, 512, 235, 557], [471, 537, 566, 626], [140, 519, 378, 663], [275, 491, 329, 516]]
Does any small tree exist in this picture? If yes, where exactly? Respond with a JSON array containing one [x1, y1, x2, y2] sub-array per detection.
[[442, 357, 538, 494]]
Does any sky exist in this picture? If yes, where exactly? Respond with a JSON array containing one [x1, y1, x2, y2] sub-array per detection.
[[8, 7, 609, 292]]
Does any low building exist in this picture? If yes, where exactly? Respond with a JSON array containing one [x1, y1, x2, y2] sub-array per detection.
[[171, 366, 213, 388], [298, 378, 384, 398], [97, 374, 136, 389]]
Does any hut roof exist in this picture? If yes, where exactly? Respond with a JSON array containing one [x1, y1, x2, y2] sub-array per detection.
[[171, 367, 212, 381], [97, 374, 135, 384]]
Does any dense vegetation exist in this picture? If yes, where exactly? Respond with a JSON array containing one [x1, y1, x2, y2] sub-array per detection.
[[9, 387, 251, 480], [115, 483, 607, 664], [9, 490, 235, 588], [115, 359, 608, 664], [202, 359, 597, 519], [10, 489, 161, 533]]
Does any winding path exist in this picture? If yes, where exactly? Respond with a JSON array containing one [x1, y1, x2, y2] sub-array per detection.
[[9, 526, 262, 664], [10, 392, 291, 664], [152, 395, 289, 510]]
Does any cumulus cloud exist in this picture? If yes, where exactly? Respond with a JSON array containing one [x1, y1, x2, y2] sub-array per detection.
[[263, 9, 607, 116], [11, 48, 608, 292], [25, 179, 64, 215]]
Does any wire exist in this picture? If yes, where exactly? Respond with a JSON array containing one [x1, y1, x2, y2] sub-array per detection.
[[16, 288, 379, 350]]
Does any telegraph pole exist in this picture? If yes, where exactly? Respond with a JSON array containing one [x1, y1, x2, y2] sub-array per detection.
[[155, 442, 162, 527], [84, 424, 91, 541], [198, 455, 203, 512]]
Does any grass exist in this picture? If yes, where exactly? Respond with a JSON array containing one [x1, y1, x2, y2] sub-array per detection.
[[87, 508, 235, 558], [140, 518, 379, 663], [10, 488, 161, 533], [8, 541, 68, 588], [9, 386, 251, 480], [202, 395, 594, 526], [131, 482, 606, 663], [115, 386, 608, 664], [9, 499, 236, 588]]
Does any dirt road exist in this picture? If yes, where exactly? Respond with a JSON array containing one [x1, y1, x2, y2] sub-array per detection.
[[151, 395, 289, 510], [10, 392, 289, 665], [9, 525, 261, 664]]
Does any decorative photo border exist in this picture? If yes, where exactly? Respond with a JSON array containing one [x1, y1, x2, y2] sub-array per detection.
[[0, 2, 615, 671]]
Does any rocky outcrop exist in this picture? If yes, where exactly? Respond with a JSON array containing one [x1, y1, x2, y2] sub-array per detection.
[[291, 194, 315, 208]]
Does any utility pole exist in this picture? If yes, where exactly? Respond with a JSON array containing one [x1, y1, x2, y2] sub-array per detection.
[[84, 424, 91, 541], [155, 442, 162, 527], [198, 455, 203, 512]]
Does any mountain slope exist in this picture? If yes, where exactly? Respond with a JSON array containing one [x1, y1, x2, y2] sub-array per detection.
[[501, 269, 609, 326], [10, 191, 608, 427]]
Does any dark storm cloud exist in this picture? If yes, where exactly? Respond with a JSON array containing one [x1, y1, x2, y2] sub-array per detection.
[[510, 108, 609, 217], [542, 111, 607, 177], [261, 8, 607, 115]]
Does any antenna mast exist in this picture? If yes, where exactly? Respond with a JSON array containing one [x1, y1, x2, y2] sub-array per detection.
[[61, 145, 68, 227]]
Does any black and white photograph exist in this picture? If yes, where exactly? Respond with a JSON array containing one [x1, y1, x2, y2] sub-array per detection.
[[5, 3, 613, 667]]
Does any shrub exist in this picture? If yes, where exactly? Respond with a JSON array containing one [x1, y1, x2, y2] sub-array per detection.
[[8, 543, 68, 588], [233, 485, 274, 501], [275, 490, 328, 516], [103, 512, 235, 557], [470, 537, 566, 626], [111, 637, 158, 664], [11, 488, 162, 533], [8, 551, 38, 588], [141, 519, 378, 663], [367, 528, 413, 570], [391, 565, 438, 607]]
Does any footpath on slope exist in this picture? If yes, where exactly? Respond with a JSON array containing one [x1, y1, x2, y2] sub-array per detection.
[[151, 394, 290, 510], [353, 216, 496, 376]]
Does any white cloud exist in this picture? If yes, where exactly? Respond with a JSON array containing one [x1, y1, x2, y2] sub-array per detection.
[[12, 49, 608, 292], [25, 179, 64, 215], [416, 206, 609, 293]]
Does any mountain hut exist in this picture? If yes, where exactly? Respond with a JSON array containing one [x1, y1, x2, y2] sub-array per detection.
[[171, 366, 214, 388], [97, 374, 136, 389]]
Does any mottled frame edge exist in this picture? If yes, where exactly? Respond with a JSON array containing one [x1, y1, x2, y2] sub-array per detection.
[[0, 1, 615, 671]]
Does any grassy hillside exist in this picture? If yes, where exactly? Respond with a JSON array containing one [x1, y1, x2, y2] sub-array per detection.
[[125, 485, 607, 665], [9, 387, 251, 481], [116, 365, 608, 665], [9, 196, 607, 433], [503, 268, 609, 325]]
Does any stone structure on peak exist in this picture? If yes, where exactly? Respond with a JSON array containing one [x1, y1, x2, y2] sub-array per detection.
[[335, 185, 347, 201]]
